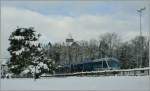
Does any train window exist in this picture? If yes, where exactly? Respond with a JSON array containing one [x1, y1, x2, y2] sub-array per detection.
[[141, 70, 144, 73], [97, 61, 102, 68], [103, 61, 107, 68], [108, 60, 119, 68]]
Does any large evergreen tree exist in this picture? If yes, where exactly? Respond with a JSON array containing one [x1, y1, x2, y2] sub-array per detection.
[[8, 27, 55, 78]]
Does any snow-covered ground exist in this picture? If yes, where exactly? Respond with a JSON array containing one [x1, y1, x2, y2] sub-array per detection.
[[1, 76, 150, 91]]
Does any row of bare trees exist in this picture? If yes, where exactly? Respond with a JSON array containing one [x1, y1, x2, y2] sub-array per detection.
[[43, 33, 149, 69]]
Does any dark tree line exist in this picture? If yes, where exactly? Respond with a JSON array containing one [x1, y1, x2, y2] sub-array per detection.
[[44, 33, 149, 69]]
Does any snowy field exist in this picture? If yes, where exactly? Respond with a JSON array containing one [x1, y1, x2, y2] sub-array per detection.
[[1, 76, 150, 91]]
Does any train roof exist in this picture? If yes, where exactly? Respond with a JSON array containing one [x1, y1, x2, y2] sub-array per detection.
[[60, 57, 120, 67], [93, 58, 119, 62]]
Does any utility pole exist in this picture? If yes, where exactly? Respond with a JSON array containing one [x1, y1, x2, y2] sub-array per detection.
[[137, 7, 146, 68]]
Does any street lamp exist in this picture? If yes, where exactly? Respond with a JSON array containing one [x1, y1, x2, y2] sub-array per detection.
[[137, 7, 146, 68], [0, 18, 1, 91], [137, 7, 146, 36]]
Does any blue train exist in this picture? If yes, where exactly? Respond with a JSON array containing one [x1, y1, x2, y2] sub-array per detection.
[[56, 58, 120, 74]]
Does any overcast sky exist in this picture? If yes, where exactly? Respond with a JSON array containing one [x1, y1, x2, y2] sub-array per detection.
[[1, 0, 150, 58]]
